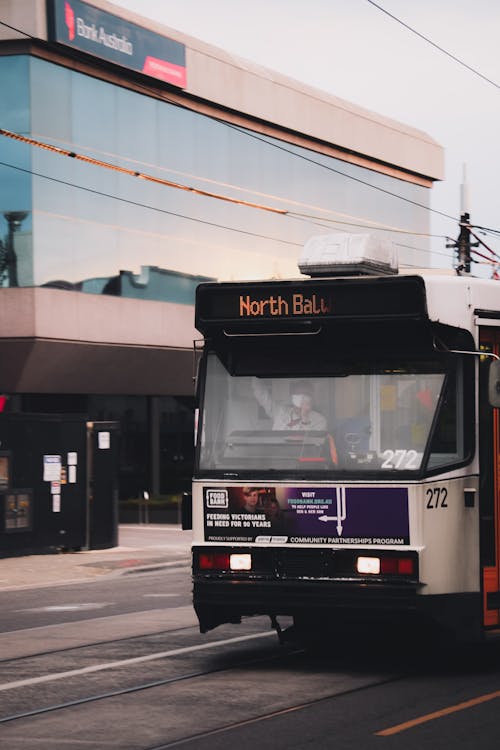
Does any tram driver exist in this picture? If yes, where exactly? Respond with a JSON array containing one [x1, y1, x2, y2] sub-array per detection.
[[252, 378, 327, 431]]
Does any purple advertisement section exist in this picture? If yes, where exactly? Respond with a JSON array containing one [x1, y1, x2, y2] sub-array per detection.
[[204, 485, 409, 545]]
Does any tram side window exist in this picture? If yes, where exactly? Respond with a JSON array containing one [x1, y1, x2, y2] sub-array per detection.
[[427, 370, 464, 468]]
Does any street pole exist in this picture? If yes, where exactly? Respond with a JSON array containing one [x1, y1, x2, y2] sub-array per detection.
[[457, 212, 472, 274], [3, 211, 28, 287], [447, 166, 478, 275]]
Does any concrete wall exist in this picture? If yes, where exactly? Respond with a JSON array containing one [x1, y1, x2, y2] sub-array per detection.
[[0, 288, 197, 394]]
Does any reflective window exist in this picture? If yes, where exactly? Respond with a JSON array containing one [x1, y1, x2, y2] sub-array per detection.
[[198, 352, 465, 476], [0, 55, 432, 299], [0, 57, 32, 287]]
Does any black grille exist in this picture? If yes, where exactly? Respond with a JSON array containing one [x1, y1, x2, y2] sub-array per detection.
[[277, 549, 354, 578]]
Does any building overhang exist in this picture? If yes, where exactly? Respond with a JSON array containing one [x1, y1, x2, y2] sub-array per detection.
[[0, 288, 197, 394]]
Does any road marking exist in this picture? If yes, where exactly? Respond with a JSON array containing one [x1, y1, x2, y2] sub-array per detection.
[[16, 603, 112, 613], [0, 630, 275, 693], [143, 593, 178, 598], [376, 689, 500, 736]]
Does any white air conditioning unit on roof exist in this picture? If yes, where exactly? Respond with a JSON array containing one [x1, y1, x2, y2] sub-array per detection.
[[299, 233, 398, 277]]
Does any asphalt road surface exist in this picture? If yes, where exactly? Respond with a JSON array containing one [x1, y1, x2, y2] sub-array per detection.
[[0, 555, 499, 748]]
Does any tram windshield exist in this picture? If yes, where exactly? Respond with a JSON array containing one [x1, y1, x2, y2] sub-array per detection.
[[197, 352, 466, 476]]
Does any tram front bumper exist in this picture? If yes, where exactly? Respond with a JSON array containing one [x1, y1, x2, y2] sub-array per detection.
[[193, 576, 419, 632], [192, 544, 422, 632]]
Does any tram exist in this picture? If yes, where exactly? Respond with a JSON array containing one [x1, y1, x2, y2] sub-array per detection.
[[185, 234, 500, 643]]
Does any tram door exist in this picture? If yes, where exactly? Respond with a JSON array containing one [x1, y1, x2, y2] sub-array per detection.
[[479, 328, 500, 628]]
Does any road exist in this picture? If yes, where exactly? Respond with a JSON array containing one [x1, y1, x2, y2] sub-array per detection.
[[0, 541, 499, 748]]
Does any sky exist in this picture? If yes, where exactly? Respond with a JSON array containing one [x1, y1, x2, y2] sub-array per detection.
[[113, 0, 500, 275]]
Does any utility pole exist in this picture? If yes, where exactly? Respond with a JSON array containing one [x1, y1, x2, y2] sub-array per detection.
[[447, 165, 478, 274], [448, 211, 479, 275], [456, 212, 474, 274]]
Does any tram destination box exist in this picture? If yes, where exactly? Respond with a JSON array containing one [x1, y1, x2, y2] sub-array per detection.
[[195, 276, 427, 334]]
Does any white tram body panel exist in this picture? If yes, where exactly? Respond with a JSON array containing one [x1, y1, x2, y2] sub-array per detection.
[[422, 275, 500, 333], [417, 477, 479, 596], [189, 263, 500, 641]]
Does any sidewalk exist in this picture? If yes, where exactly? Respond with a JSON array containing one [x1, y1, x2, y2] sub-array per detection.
[[0, 525, 193, 591]]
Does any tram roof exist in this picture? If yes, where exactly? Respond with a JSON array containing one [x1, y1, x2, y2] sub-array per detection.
[[417, 272, 500, 331]]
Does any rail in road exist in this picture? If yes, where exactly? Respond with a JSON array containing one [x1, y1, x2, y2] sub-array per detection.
[[1, 572, 500, 748], [0, 616, 399, 747]]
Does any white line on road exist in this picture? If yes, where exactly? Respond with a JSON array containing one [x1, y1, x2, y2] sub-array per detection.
[[143, 593, 178, 598], [16, 603, 113, 613], [0, 631, 276, 693]]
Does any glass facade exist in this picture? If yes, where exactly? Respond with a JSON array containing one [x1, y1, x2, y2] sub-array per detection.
[[0, 50, 433, 501], [0, 57, 33, 287], [0, 54, 432, 300]]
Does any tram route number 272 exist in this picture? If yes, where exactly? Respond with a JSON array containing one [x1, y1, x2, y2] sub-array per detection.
[[425, 487, 448, 509]]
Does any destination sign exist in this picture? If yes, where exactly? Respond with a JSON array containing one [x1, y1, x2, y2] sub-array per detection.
[[239, 292, 332, 318], [195, 276, 427, 333]]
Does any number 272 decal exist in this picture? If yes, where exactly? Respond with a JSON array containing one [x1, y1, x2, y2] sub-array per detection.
[[425, 487, 448, 509]]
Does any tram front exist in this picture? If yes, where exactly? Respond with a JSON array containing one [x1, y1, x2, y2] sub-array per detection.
[[189, 248, 484, 642]]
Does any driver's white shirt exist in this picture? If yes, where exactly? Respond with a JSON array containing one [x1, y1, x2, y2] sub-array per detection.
[[253, 379, 326, 431]]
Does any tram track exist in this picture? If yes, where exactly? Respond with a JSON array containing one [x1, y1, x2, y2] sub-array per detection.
[[0, 623, 199, 665], [0, 653, 405, 750], [141, 675, 401, 750], [0, 605, 427, 749], [4, 619, 489, 749], [0, 637, 310, 726]]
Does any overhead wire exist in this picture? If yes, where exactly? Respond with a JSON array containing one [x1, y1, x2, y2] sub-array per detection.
[[0, 159, 302, 248], [0, 128, 451, 248], [468, 226, 500, 262], [395, 241, 455, 262], [364, 1, 500, 275], [0, 16, 458, 227], [0, 125, 443, 235], [0, 128, 286, 215], [471, 249, 498, 266], [288, 209, 446, 238], [365, 0, 500, 91], [225, 123, 458, 222], [471, 224, 500, 238], [1, 15, 500, 256], [0, 153, 445, 263]]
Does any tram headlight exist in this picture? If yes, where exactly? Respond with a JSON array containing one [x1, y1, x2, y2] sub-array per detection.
[[357, 556, 381, 575], [230, 553, 252, 571]]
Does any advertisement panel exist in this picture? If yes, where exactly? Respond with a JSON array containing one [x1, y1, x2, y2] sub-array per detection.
[[204, 485, 409, 545], [48, 0, 187, 87]]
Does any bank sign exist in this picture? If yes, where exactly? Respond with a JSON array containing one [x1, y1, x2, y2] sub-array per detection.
[[48, 0, 187, 87]]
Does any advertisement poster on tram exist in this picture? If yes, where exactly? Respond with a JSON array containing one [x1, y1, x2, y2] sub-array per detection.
[[203, 486, 409, 545]]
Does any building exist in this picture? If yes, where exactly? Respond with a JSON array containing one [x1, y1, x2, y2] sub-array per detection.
[[0, 0, 444, 501]]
